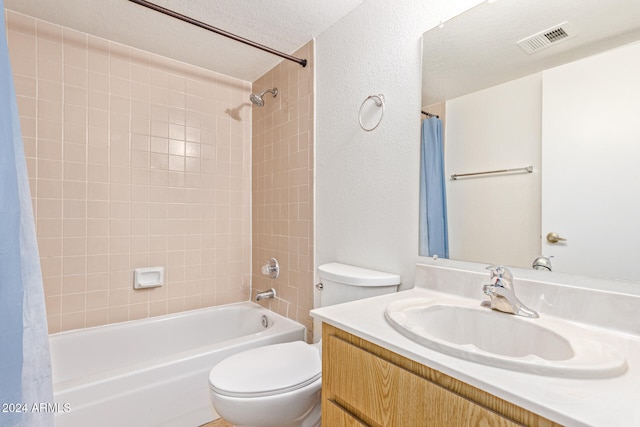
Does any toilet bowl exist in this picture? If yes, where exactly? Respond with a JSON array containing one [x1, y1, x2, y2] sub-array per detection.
[[208, 263, 401, 426], [209, 341, 322, 427]]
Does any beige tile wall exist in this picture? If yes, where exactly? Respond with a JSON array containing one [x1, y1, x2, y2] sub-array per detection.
[[251, 42, 315, 341], [6, 11, 253, 333]]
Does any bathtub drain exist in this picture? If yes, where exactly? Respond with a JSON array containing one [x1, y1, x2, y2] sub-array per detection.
[[261, 315, 269, 328]]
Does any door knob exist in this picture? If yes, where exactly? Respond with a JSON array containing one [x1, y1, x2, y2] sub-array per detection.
[[546, 232, 567, 244]]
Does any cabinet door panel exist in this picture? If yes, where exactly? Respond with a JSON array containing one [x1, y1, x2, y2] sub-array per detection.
[[325, 334, 521, 427], [325, 400, 368, 427]]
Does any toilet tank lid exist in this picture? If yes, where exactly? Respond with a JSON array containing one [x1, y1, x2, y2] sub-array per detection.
[[318, 263, 401, 286]]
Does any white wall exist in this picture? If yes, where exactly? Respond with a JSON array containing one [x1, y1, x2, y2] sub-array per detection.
[[315, 0, 483, 288], [445, 74, 542, 268]]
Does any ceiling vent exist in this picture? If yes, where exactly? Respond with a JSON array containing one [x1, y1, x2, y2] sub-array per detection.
[[517, 22, 574, 54]]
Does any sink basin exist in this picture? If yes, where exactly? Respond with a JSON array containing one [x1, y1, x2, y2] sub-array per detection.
[[385, 298, 627, 378]]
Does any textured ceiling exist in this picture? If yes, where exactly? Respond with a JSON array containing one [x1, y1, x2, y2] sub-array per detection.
[[4, 0, 367, 82], [422, 0, 640, 105]]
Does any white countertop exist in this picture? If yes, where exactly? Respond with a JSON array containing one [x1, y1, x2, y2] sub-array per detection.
[[311, 264, 640, 427]]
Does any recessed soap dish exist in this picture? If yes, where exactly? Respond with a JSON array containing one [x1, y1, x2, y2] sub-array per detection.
[[133, 267, 164, 289]]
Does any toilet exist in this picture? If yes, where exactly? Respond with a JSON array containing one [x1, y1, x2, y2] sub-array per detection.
[[208, 262, 401, 427]]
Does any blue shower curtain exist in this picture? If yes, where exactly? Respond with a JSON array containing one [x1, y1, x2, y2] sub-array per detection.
[[0, 3, 54, 426], [419, 117, 449, 258]]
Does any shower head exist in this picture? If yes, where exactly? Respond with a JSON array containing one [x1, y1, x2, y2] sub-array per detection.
[[249, 88, 278, 107]]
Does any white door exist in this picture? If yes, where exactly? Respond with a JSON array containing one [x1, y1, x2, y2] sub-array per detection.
[[541, 41, 640, 281]]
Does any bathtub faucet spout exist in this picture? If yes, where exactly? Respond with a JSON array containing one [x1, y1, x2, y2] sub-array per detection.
[[256, 288, 276, 301]]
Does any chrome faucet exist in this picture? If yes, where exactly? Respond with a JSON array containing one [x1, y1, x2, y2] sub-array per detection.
[[532, 256, 552, 271], [481, 266, 538, 318], [255, 288, 276, 301]]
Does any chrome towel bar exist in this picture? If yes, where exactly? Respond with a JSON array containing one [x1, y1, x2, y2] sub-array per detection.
[[451, 166, 533, 180]]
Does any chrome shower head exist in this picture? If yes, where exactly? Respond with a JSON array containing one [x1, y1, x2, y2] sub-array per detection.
[[249, 93, 265, 107], [249, 88, 278, 107]]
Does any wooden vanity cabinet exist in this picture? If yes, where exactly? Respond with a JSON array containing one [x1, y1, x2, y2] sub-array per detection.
[[322, 323, 562, 427]]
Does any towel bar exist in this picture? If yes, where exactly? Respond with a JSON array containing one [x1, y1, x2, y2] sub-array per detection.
[[451, 166, 533, 180]]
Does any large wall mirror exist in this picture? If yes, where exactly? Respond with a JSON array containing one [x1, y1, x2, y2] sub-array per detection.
[[420, 0, 640, 282]]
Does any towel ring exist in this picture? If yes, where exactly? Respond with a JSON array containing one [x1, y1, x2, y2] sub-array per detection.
[[358, 94, 385, 131]]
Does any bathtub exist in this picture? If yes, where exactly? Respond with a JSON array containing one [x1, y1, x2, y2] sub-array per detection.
[[50, 302, 306, 427]]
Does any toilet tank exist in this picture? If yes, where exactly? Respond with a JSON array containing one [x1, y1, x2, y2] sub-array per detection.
[[317, 263, 401, 308]]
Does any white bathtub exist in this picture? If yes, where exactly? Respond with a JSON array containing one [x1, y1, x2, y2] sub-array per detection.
[[50, 302, 306, 427]]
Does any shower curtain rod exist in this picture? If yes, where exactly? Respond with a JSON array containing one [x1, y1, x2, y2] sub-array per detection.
[[128, 0, 308, 68], [421, 110, 439, 118]]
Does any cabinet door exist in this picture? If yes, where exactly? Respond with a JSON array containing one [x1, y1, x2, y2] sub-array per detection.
[[324, 334, 521, 427], [325, 400, 368, 427]]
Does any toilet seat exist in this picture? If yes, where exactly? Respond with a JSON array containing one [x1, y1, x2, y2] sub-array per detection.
[[209, 341, 321, 398]]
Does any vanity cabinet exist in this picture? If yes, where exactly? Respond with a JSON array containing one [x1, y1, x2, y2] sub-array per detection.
[[322, 323, 561, 427]]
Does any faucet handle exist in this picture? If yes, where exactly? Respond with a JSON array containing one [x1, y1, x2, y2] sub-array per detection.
[[485, 265, 513, 285], [485, 265, 510, 276]]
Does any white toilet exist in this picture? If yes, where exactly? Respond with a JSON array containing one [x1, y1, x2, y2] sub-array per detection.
[[208, 262, 401, 427]]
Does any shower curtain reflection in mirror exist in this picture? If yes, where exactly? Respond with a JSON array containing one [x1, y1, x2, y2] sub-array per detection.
[[419, 117, 449, 258]]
